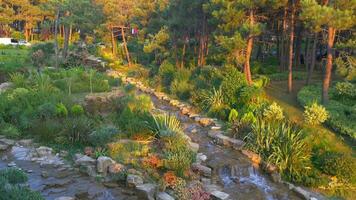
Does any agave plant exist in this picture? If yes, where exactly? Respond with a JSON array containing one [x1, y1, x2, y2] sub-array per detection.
[[151, 113, 182, 137]]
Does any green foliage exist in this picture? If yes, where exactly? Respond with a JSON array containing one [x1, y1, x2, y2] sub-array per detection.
[[70, 104, 85, 116], [247, 119, 311, 181], [164, 148, 195, 177], [9, 73, 27, 88], [63, 116, 94, 143], [228, 109, 239, 122], [334, 82, 356, 100], [37, 103, 56, 119], [304, 103, 329, 125], [152, 114, 182, 137], [0, 168, 28, 184], [220, 67, 248, 106], [0, 123, 21, 138], [298, 84, 356, 139], [312, 150, 356, 183], [200, 87, 225, 111], [0, 168, 43, 200], [89, 125, 119, 147], [55, 103, 68, 118], [263, 102, 285, 121], [158, 60, 176, 92]]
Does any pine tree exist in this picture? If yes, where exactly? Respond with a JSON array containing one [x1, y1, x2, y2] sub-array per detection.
[[208, 0, 267, 85], [301, 0, 356, 104]]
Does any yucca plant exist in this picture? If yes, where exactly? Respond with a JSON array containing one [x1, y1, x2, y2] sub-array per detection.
[[201, 86, 225, 111], [151, 113, 182, 137]]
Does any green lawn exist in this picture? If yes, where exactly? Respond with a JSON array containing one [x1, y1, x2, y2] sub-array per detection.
[[266, 80, 355, 155]]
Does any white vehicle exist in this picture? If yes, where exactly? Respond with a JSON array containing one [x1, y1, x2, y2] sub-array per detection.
[[0, 38, 31, 46]]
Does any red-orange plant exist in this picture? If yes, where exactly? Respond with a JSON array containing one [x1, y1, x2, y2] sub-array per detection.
[[143, 155, 163, 169], [163, 171, 178, 186]]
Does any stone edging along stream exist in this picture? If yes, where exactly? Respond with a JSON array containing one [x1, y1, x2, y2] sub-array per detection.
[[107, 70, 323, 200]]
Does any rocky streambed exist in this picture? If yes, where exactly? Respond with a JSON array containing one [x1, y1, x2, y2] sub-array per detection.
[[108, 70, 324, 200], [0, 136, 137, 200]]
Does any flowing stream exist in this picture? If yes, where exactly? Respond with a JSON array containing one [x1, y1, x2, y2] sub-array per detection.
[[148, 91, 303, 200]]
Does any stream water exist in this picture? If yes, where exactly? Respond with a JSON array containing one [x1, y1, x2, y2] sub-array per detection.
[[0, 146, 137, 200], [149, 92, 303, 200]]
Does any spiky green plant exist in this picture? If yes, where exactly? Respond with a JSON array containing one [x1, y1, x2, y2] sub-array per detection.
[[246, 119, 311, 180], [9, 72, 27, 88], [201, 87, 225, 110], [152, 113, 182, 137]]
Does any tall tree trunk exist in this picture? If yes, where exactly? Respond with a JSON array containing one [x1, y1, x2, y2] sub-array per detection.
[[54, 8, 60, 68], [244, 10, 254, 85], [288, 2, 295, 93], [294, 23, 303, 69], [121, 27, 131, 67], [280, 8, 288, 71], [181, 39, 186, 68], [69, 25, 73, 44], [306, 33, 318, 85], [322, 27, 336, 104], [111, 25, 117, 57], [63, 25, 70, 59]]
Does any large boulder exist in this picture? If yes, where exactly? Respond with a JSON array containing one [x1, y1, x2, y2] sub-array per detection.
[[97, 156, 114, 176], [192, 163, 212, 177], [75, 155, 96, 166], [136, 183, 157, 200], [126, 174, 144, 187], [36, 146, 53, 157]]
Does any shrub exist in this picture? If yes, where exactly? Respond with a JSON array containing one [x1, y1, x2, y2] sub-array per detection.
[[0, 123, 21, 138], [335, 82, 356, 100], [200, 87, 225, 111], [88, 125, 119, 147], [55, 103, 68, 117], [220, 67, 247, 106], [109, 140, 149, 165], [0, 168, 43, 200], [263, 102, 284, 121], [0, 168, 28, 184], [298, 84, 356, 139], [247, 119, 311, 181], [37, 103, 56, 119], [304, 103, 329, 125], [63, 116, 94, 143], [159, 60, 175, 91], [9, 73, 27, 88], [29, 119, 62, 141], [170, 79, 192, 100], [70, 104, 85, 116], [312, 150, 356, 183], [164, 148, 195, 177], [124, 83, 136, 94]]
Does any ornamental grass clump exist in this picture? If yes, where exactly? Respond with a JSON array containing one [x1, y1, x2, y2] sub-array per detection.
[[303, 102, 329, 126], [263, 102, 284, 121]]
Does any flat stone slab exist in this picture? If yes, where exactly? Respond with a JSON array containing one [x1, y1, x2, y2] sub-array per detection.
[[211, 191, 230, 200]]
